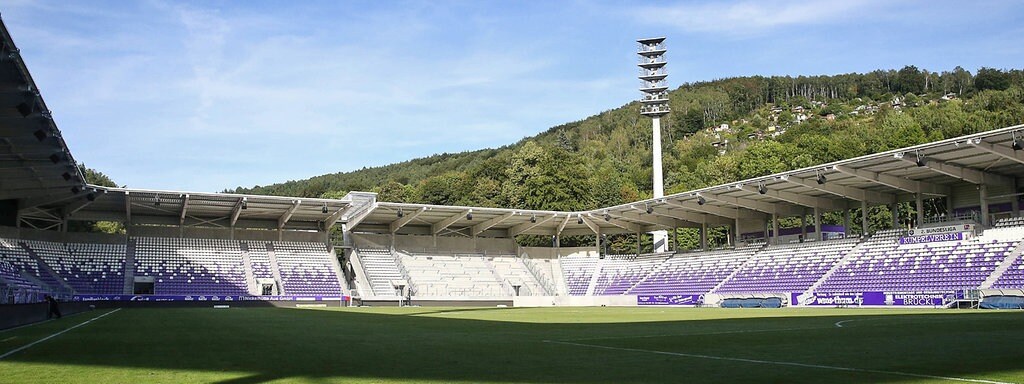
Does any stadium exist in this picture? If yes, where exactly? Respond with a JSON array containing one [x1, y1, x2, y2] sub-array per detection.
[[3, 8, 1024, 384]]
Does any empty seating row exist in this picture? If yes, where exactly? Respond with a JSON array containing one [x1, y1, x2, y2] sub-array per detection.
[[628, 247, 759, 296], [272, 241, 341, 296], [716, 239, 858, 293]]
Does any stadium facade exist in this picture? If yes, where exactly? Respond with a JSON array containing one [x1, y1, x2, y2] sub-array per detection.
[[2, 16, 1024, 309]]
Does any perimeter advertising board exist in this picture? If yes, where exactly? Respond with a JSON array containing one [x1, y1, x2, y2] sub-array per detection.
[[792, 291, 959, 306], [72, 295, 347, 302], [637, 294, 704, 306]]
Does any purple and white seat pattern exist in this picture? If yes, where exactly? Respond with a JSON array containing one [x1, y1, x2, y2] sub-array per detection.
[[134, 237, 248, 296]]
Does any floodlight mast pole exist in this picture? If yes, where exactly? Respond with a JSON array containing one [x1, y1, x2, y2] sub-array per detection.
[[638, 37, 670, 252]]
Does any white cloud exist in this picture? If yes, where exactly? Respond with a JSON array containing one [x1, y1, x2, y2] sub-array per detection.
[[632, 0, 880, 36]]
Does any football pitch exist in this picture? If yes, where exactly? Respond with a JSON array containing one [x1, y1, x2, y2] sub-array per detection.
[[0, 306, 1022, 383]]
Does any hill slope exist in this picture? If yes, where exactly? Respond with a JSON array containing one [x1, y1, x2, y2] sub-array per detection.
[[231, 66, 1024, 212]]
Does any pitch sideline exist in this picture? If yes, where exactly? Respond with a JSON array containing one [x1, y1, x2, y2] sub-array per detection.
[[0, 308, 122, 360]]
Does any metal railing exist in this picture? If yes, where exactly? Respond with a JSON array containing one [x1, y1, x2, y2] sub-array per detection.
[[390, 250, 417, 296], [520, 255, 556, 295], [637, 42, 666, 52], [922, 212, 979, 225]]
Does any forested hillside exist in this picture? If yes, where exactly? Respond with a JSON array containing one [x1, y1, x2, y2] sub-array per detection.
[[231, 66, 1024, 214]]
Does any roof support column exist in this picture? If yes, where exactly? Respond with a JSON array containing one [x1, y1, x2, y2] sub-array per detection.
[[636, 233, 642, 256], [843, 209, 851, 238], [813, 207, 822, 242], [861, 200, 869, 236], [891, 203, 900, 230], [800, 211, 808, 242], [980, 185, 990, 227], [916, 192, 925, 227], [772, 213, 779, 245], [733, 218, 740, 247], [1013, 180, 1021, 217], [946, 196, 954, 217], [700, 222, 708, 251], [672, 227, 678, 252]]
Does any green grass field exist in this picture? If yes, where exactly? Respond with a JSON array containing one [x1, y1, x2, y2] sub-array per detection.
[[1, 306, 1022, 383]]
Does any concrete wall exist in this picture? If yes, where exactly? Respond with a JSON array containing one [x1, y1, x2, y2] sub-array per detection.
[[352, 233, 517, 255], [0, 226, 127, 244], [0, 225, 326, 243], [513, 295, 637, 307], [0, 301, 96, 330], [519, 246, 597, 260], [128, 225, 325, 242]]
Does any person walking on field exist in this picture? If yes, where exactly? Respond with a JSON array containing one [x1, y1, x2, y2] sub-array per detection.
[[45, 295, 62, 319]]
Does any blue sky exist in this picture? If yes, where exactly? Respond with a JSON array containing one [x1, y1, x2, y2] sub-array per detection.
[[3, 1, 1023, 192]]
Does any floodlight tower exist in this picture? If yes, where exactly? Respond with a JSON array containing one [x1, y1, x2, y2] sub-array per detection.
[[638, 37, 670, 252]]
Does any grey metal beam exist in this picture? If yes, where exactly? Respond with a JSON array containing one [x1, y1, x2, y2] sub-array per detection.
[[588, 213, 644, 233], [555, 214, 572, 236], [473, 212, 516, 236], [833, 165, 950, 196], [230, 197, 245, 227], [125, 191, 132, 225], [780, 174, 896, 204], [697, 191, 804, 216], [277, 200, 301, 229], [509, 214, 557, 236], [968, 138, 1024, 165], [740, 185, 846, 211], [432, 209, 471, 235], [899, 152, 1015, 186], [180, 194, 190, 225], [618, 206, 685, 228], [390, 207, 428, 233], [579, 215, 600, 235], [325, 207, 347, 229]]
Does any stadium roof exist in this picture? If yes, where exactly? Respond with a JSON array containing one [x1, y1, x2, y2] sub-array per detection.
[[0, 16, 88, 220], [1, 15, 1022, 237], [72, 187, 352, 231], [348, 124, 1024, 237]]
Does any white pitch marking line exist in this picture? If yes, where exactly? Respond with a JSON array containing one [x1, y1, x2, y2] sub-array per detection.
[[544, 340, 1013, 384], [834, 319, 856, 328], [0, 309, 94, 334], [1, 337, 15, 343], [0, 308, 121, 361]]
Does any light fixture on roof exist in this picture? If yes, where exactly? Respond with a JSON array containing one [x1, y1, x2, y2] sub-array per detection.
[[70, 186, 81, 194], [914, 151, 926, 167], [62, 172, 72, 181], [697, 195, 707, 205], [816, 171, 827, 185], [241, 199, 247, 210], [604, 212, 611, 221], [1013, 131, 1023, 151], [154, 195, 161, 206], [49, 153, 63, 164], [758, 183, 767, 195], [645, 203, 653, 214], [397, 208, 403, 218], [86, 192, 96, 202], [530, 214, 537, 223], [33, 129, 47, 142], [466, 212, 473, 220], [577, 215, 584, 225], [322, 203, 329, 214]]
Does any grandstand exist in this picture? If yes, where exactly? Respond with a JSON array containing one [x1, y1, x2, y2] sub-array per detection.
[[1, 14, 1023, 310]]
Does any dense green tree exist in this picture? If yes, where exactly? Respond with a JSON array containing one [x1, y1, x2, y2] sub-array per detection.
[[975, 67, 1011, 91], [219, 66, 1024, 247]]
